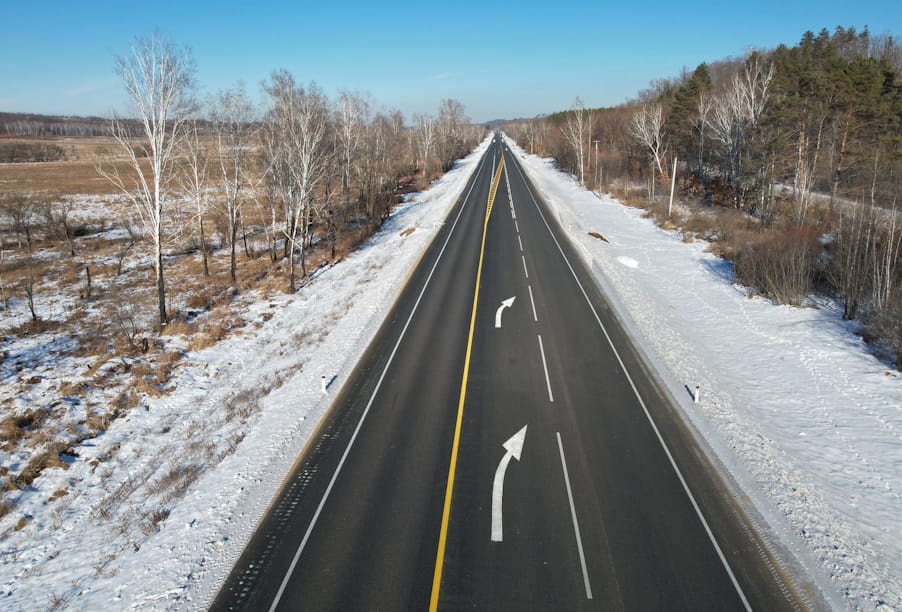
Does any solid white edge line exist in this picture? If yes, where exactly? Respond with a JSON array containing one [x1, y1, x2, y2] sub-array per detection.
[[509, 154, 753, 612], [528, 285, 538, 322], [557, 432, 594, 600], [537, 334, 554, 403], [268, 148, 491, 612]]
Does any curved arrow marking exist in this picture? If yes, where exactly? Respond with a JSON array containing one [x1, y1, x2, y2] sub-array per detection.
[[491, 425, 527, 542], [494, 296, 516, 328]]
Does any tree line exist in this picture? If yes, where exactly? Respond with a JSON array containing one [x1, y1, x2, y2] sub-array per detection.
[[94, 33, 481, 328], [508, 26, 902, 366], [0, 112, 128, 138]]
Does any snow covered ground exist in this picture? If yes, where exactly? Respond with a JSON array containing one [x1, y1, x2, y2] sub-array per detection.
[[504, 136, 902, 611], [3, 130, 900, 610]]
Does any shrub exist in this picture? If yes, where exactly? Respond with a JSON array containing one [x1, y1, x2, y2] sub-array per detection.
[[731, 228, 820, 306], [863, 294, 902, 370], [0, 142, 67, 163], [224, 387, 263, 423]]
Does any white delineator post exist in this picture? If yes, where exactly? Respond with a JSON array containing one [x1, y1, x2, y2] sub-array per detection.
[[321, 376, 327, 394], [694, 385, 700, 404], [668, 156, 678, 218]]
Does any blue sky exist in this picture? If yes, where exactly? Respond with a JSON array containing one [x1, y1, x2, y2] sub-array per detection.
[[1, 0, 900, 123]]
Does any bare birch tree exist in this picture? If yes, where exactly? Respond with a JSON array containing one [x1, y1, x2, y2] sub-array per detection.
[[694, 92, 713, 174], [832, 201, 875, 320], [177, 119, 211, 277], [438, 98, 467, 169], [98, 33, 195, 327], [361, 110, 405, 224], [260, 117, 287, 263], [209, 85, 256, 284], [707, 84, 743, 186], [562, 98, 592, 185], [263, 71, 330, 291], [629, 102, 666, 177], [871, 202, 902, 312], [336, 91, 369, 209], [705, 57, 773, 203], [416, 114, 438, 181]]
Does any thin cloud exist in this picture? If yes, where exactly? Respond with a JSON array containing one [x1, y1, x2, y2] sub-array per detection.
[[63, 80, 113, 97]]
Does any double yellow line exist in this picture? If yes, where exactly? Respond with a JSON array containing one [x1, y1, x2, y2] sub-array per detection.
[[485, 156, 504, 226], [429, 153, 505, 611]]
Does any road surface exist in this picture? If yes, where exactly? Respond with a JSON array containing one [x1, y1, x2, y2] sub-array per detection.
[[211, 137, 806, 611]]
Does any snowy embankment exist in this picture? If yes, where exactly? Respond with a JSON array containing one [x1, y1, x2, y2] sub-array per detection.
[[0, 137, 491, 610], [505, 136, 901, 611]]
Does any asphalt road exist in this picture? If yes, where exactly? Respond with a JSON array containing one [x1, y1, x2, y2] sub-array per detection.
[[211, 137, 807, 611]]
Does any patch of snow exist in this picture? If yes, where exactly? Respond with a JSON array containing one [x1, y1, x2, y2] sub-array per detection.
[[616, 255, 638, 269]]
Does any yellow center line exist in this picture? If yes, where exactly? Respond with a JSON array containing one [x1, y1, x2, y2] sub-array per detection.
[[485, 155, 505, 225], [429, 154, 504, 611]]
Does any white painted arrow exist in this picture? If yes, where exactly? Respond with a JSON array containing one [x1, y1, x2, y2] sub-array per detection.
[[494, 296, 516, 328], [491, 425, 527, 542]]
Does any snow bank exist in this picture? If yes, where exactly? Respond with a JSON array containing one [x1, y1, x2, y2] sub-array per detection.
[[505, 136, 902, 611]]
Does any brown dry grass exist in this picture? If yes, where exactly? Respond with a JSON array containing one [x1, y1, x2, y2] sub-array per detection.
[[48, 488, 68, 502], [0, 137, 147, 196], [0, 408, 49, 449], [13, 439, 69, 489], [186, 332, 218, 352], [84, 355, 112, 379], [0, 415, 28, 450], [127, 351, 182, 398], [158, 316, 198, 338]]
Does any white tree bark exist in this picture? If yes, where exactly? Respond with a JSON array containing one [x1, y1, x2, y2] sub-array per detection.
[[98, 32, 195, 327], [694, 92, 713, 173], [336, 91, 369, 206], [209, 84, 256, 284], [562, 97, 592, 185], [438, 98, 467, 168], [416, 114, 438, 181], [705, 57, 773, 195], [177, 120, 211, 277], [872, 200, 902, 311], [629, 102, 666, 177], [263, 72, 330, 291]]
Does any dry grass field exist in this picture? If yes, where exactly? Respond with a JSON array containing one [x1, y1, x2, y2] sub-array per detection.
[[0, 137, 133, 195]]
